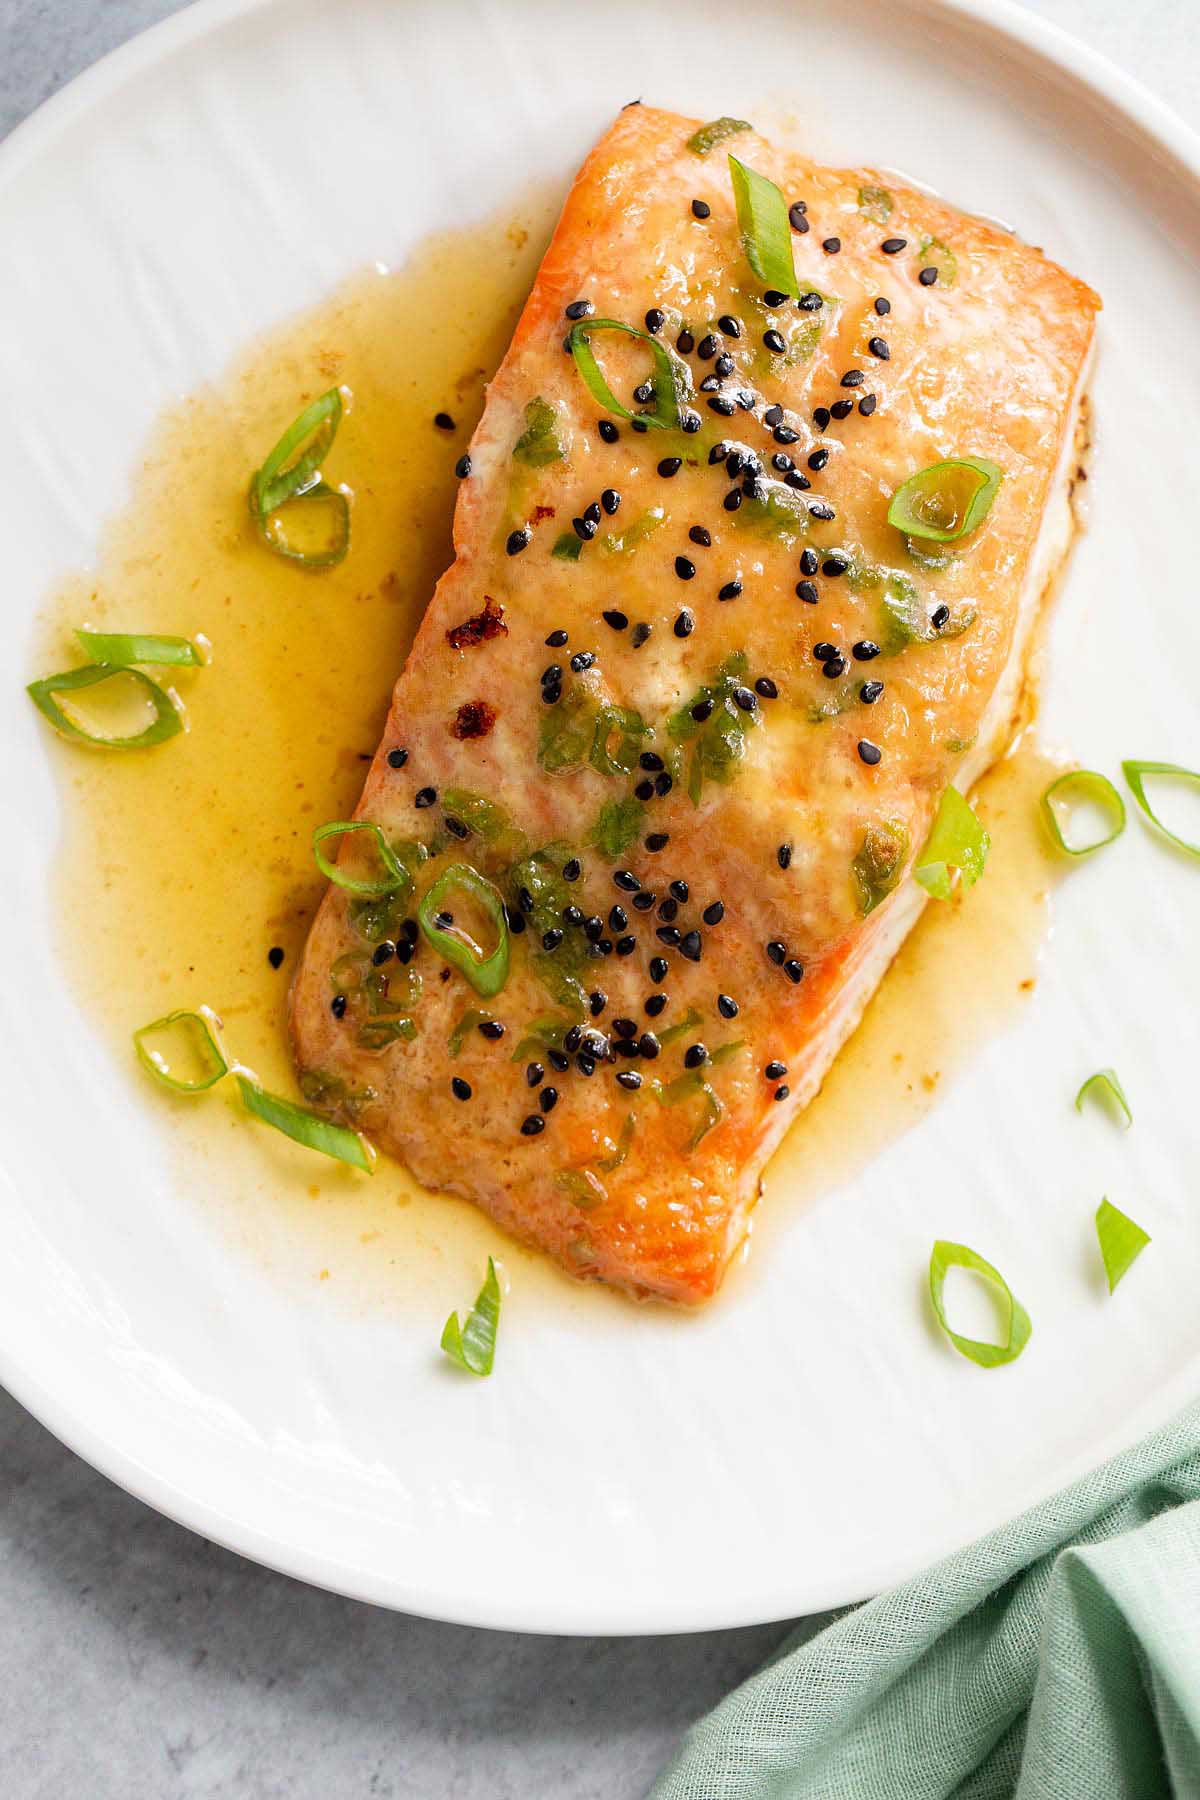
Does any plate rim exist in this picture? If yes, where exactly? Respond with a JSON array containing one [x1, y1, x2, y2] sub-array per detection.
[[2, 0, 1199, 1635]]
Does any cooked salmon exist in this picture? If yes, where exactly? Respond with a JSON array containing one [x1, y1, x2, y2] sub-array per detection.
[[290, 105, 1098, 1302]]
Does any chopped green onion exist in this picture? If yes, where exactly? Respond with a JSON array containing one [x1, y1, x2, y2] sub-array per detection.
[[887, 457, 1002, 542], [1041, 770, 1125, 856], [512, 395, 565, 467], [440, 788, 518, 846], [448, 1008, 494, 1057], [568, 318, 692, 433], [551, 532, 582, 562], [248, 388, 350, 567], [510, 1011, 576, 1062], [928, 1240, 1031, 1368], [26, 663, 184, 749], [357, 1015, 417, 1051], [418, 863, 510, 997], [555, 1167, 607, 1209], [914, 787, 990, 899], [1095, 1200, 1150, 1294], [313, 821, 410, 899], [75, 629, 204, 668], [235, 1073, 374, 1171], [1122, 761, 1200, 859], [916, 234, 957, 287], [857, 184, 893, 223], [441, 1256, 501, 1376], [133, 1008, 227, 1093], [596, 1111, 637, 1173], [728, 155, 797, 297], [656, 1005, 703, 1048], [852, 820, 910, 915], [656, 1070, 724, 1152], [1075, 1069, 1132, 1130], [590, 795, 645, 859], [687, 116, 752, 156]]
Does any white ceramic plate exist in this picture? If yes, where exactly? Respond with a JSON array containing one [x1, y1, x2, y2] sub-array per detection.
[[3, 0, 1200, 1634]]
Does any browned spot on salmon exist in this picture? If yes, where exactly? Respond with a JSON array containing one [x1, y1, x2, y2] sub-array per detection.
[[533, 504, 555, 522], [451, 699, 497, 740], [446, 595, 507, 650]]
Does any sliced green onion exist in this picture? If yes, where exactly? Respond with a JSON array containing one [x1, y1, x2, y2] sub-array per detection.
[[729, 155, 797, 297], [551, 531, 582, 562], [510, 1011, 575, 1062], [440, 788, 517, 845], [418, 863, 510, 997], [887, 457, 1002, 542], [448, 1008, 494, 1057], [596, 1111, 636, 1173], [236, 1073, 374, 1171], [1095, 1200, 1150, 1294], [441, 1256, 501, 1376], [313, 821, 410, 899], [27, 663, 184, 749], [248, 388, 349, 568], [928, 1240, 1031, 1368], [1075, 1069, 1132, 1130], [590, 795, 644, 859], [656, 1005, 703, 1049], [1122, 761, 1200, 859], [1041, 770, 1125, 856], [357, 1015, 417, 1051], [512, 395, 564, 468], [687, 116, 752, 156], [568, 318, 692, 432], [555, 1167, 607, 1209], [133, 1008, 227, 1093], [852, 819, 910, 915], [914, 787, 990, 900], [75, 629, 204, 668], [656, 1070, 724, 1152], [916, 234, 957, 287], [857, 184, 892, 223]]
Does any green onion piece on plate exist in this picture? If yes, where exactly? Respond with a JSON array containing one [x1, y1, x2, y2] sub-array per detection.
[[1095, 1199, 1150, 1294], [26, 663, 184, 749], [313, 821, 411, 899], [447, 1008, 494, 1057], [248, 388, 350, 567], [75, 629, 204, 668], [729, 155, 798, 297], [441, 1256, 502, 1376], [687, 116, 752, 157], [1041, 769, 1125, 856], [1075, 1068, 1132, 1130], [235, 1074, 374, 1171], [928, 1240, 1032, 1368], [914, 786, 990, 899], [1121, 761, 1200, 859], [418, 863, 510, 997], [887, 457, 1002, 542], [133, 1008, 228, 1093], [567, 319, 692, 432]]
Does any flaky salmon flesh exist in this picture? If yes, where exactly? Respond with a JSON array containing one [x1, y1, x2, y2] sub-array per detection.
[[291, 105, 1098, 1303]]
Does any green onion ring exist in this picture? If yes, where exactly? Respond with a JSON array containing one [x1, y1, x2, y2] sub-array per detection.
[[1041, 770, 1125, 856], [26, 663, 184, 749], [928, 1240, 1032, 1368], [418, 863, 511, 998], [1075, 1069, 1132, 1130], [567, 319, 691, 432], [888, 457, 1002, 542], [1122, 761, 1200, 859], [252, 388, 343, 514], [251, 480, 350, 569], [687, 117, 752, 157], [133, 1008, 228, 1093], [1095, 1200, 1150, 1294], [75, 629, 205, 668], [235, 1074, 374, 1172], [441, 1256, 502, 1376], [914, 786, 990, 900], [313, 821, 411, 899]]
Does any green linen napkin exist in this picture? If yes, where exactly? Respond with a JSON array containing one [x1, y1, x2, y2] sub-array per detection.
[[652, 1404, 1200, 1798]]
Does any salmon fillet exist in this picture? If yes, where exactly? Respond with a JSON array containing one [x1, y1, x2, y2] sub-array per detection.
[[290, 105, 1098, 1303]]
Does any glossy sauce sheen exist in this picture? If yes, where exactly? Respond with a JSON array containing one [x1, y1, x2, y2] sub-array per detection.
[[40, 189, 1068, 1320], [291, 107, 1097, 1301]]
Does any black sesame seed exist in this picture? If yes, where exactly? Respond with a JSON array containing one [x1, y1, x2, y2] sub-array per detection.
[[632, 890, 655, 911], [634, 779, 654, 802], [874, 296, 891, 315], [525, 1061, 544, 1088], [798, 291, 823, 311], [823, 656, 847, 678], [331, 994, 347, 1019], [669, 880, 690, 904], [703, 901, 725, 925], [631, 622, 652, 647], [577, 1054, 597, 1076], [564, 1025, 583, 1054], [708, 396, 736, 416], [434, 411, 455, 431], [822, 236, 842, 254], [583, 916, 603, 942], [756, 677, 778, 699], [763, 329, 787, 354], [608, 905, 628, 932], [857, 739, 882, 765], [565, 298, 593, 320], [691, 699, 714, 724], [860, 680, 884, 703], [813, 407, 831, 432], [638, 1032, 661, 1059], [545, 632, 568, 650], [614, 869, 641, 892], [569, 649, 596, 672], [691, 198, 711, 219], [931, 603, 951, 629], [795, 580, 818, 603], [654, 771, 673, 796], [840, 369, 865, 388], [454, 453, 472, 479], [615, 1070, 642, 1092], [881, 237, 907, 255], [789, 202, 810, 231], [736, 390, 756, 411], [685, 410, 705, 433], [658, 897, 679, 923], [800, 548, 819, 575], [562, 857, 582, 883], [808, 447, 829, 472], [540, 1086, 558, 1113], [649, 956, 669, 982], [505, 907, 526, 936], [766, 940, 786, 965], [773, 425, 800, 446], [783, 959, 804, 984], [822, 556, 849, 577], [677, 328, 696, 354], [656, 925, 681, 947], [708, 441, 730, 465], [602, 608, 629, 633], [451, 1076, 471, 1100], [777, 842, 792, 869], [674, 609, 695, 637], [541, 663, 563, 686], [506, 527, 531, 556], [632, 380, 655, 405], [573, 515, 598, 542], [548, 1050, 569, 1072], [689, 525, 713, 548], [542, 928, 564, 951], [774, 1084, 790, 1101], [830, 398, 855, 421], [733, 686, 757, 713], [718, 314, 742, 338], [719, 579, 743, 601], [445, 816, 469, 840], [713, 353, 735, 380], [763, 404, 783, 428], [415, 786, 436, 808], [765, 1060, 787, 1080], [717, 994, 739, 1019], [598, 419, 619, 444], [684, 1044, 708, 1069], [723, 487, 743, 510], [698, 333, 720, 360], [589, 991, 607, 1016], [645, 307, 665, 333], [646, 832, 669, 852], [639, 751, 665, 772], [809, 500, 836, 521], [658, 456, 683, 479], [772, 452, 794, 473], [387, 747, 409, 770], [267, 945, 285, 969], [859, 394, 878, 417], [814, 641, 837, 661], [520, 1114, 545, 1136], [611, 1017, 636, 1039], [679, 930, 702, 962], [562, 905, 584, 927], [763, 289, 788, 307], [868, 336, 890, 361], [645, 992, 668, 1016], [919, 266, 938, 286], [853, 640, 881, 661]]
